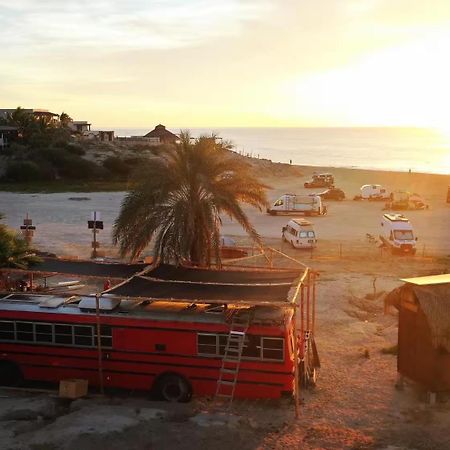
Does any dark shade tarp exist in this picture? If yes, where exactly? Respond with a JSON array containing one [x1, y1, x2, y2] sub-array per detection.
[[29, 258, 147, 279], [142, 263, 302, 284], [108, 276, 294, 303]]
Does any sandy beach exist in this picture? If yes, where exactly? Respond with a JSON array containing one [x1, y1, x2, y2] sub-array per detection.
[[0, 164, 448, 259]]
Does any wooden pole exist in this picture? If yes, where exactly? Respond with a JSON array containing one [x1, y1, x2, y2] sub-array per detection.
[[92, 212, 98, 259], [293, 300, 300, 419], [290, 270, 307, 420], [95, 293, 104, 394], [312, 272, 316, 334], [300, 284, 305, 336], [306, 271, 311, 331]]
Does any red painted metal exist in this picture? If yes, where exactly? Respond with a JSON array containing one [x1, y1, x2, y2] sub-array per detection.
[[0, 301, 296, 399]]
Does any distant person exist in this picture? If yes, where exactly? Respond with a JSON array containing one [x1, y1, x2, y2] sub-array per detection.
[[289, 159, 292, 165], [409, 168, 412, 173], [103, 279, 111, 291]]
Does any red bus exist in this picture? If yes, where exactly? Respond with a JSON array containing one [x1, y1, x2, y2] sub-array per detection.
[[0, 292, 318, 401]]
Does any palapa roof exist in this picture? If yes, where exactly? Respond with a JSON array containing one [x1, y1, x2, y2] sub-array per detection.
[[144, 124, 179, 140], [401, 274, 450, 286], [390, 277, 450, 352], [412, 284, 450, 352]]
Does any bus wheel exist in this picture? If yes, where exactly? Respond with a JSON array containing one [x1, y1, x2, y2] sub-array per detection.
[[0, 361, 23, 387], [157, 374, 192, 403]]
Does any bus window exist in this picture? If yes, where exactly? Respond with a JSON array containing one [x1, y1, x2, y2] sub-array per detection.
[[197, 333, 218, 355], [307, 231, 315, 238], [0, 321, 14, 340], [16, 322, 33, 341], [55, 324, 73, 344], [35, 323, 53, 343], [74, 325, 94, 347], [242, 335, 261, 358], [262, 337, 284, 361], [299, 231, 307, 238]]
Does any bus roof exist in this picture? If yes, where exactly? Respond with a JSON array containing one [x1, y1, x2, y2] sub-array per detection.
[[0, 293, 292, 326], [383, 213, 410, 222]]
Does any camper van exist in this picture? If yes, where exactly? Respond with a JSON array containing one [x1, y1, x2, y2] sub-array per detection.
[[267, 194, 326, 216], [282, 219, 317, 249], [354, 184, 390, 201], [380, 213, 417, 254], [304, 173, 334, 188]]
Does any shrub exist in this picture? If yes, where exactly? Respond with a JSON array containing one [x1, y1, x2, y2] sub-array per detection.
[[58, 155, 102, 179], [4, 160, 50, 182], [103, 156, 131, 177], [66, 143, 86, 156]]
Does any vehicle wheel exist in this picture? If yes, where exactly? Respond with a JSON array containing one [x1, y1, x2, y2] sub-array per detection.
[[0, 361, 23, 387], [157, 374, 192, 402]]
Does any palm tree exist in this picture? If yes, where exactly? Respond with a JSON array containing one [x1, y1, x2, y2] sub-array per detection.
[[59, 112, 73, 129], [113, 132, 268, 265], [0, 215, 40, 269], [6, 107, 33, 139]]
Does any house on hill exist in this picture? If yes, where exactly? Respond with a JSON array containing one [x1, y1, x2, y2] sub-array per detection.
[[0, 108, 59, 123], [144, 124, 179, 145], [68, 120, 91, 133], [387, 274, 450, 394], [0, 126, 19, 149]]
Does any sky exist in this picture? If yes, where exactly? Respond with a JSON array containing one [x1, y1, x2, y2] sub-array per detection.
[[1, 0, 450, 128]]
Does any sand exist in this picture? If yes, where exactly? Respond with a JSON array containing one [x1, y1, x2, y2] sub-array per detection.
[[0, 164, 448, 259], [0, 164, 449, 449]]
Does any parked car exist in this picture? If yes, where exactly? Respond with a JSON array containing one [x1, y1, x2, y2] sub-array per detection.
[[354, 184, 390, 201], [383, 191, 429, 211], [304, 173, 334, 188], [379, 213, 417, 254], [316, 187, 345, 201], [267, 194, 327, 216], [282, 219, 317, 249]]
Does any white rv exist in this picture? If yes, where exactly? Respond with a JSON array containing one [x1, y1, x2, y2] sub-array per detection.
[[267, 194, 326, 216], [379, 213, 417, 254], [282, 219, 317, 249], [355, 184, 390, 201]]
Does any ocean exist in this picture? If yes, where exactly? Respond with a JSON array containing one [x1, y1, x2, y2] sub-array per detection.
[[109, 127, 450, 175]]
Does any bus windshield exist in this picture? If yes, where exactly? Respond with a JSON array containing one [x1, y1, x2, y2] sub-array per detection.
[[394, 230, 414, 240]]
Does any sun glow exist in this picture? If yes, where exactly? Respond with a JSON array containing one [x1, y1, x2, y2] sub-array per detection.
[[280, 30, 450, 129]]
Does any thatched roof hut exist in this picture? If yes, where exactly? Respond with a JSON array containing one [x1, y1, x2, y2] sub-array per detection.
[[144, 124, 179, 144], [389, 274, 450, 392]]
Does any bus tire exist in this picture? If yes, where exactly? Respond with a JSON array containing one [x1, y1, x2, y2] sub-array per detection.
[[0, 361, 23, 387], [156, 373, 192, 403]]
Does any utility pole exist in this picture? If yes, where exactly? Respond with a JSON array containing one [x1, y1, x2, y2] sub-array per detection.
[[20, 213, 36, 245], [88, 211, 103, 259]]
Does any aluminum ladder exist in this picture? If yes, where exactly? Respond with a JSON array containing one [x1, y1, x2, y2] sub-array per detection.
[[214, 310, 252, 405]]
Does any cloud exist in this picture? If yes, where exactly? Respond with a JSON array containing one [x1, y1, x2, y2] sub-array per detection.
[[0, 0, 273, 52]]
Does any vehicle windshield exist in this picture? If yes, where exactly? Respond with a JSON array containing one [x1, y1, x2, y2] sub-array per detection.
[[274, 199, 283, 206], [394, 230, 414, 240]]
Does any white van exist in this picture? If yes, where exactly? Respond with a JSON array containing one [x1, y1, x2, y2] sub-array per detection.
[[268, 194, 326, 216], [355, 184, 390, 201], [379, 213, 417, 254], [282, 219, 317, 249]]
